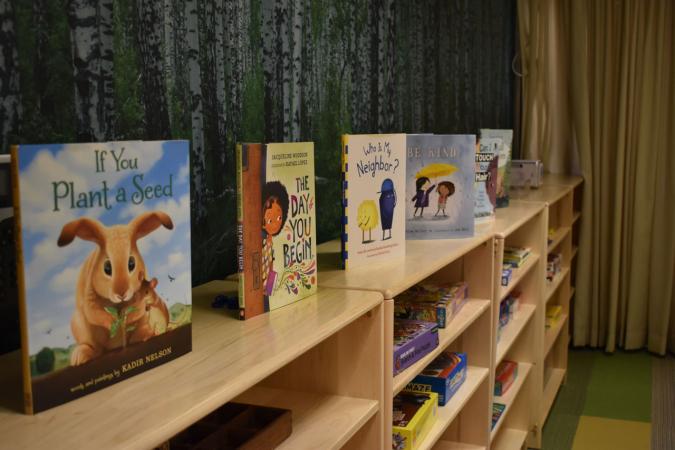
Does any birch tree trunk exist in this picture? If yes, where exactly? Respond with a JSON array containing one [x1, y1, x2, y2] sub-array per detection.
[[280, 0, 291, 141], [66, 0, 115, 141], [289, 0, 302, 141], [137, 0, 171, 139], [214, 0, 227, 166], [163, 0, 175, 129], [262, 0, 278, 140], [185, 0, 206, 219], [33, 0, 48, 116], [0, 0, 21, 154], [300, 0, 312, 138]]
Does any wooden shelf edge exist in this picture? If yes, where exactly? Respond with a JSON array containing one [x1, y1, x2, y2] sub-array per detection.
[[572, 211, 581, 225], [236, 386, 379, 450], [393, 299, 491, 394], [491, 362, 532, 440], [432, 441, 486, 450], [545, 267, 570, 303], [571, 245, 579, 260], [540, 368, 566, 426], [496, 304, 536, 365], [491, 427, 528, 450], [499, 253, 540, 302], [569, 287, 576, 301], [544, 314, 569, 356], [418, 367, 490, 450], [547, 227, 571, 253]]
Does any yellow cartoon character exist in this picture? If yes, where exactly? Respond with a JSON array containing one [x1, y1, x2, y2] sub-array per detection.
[[357, 200, 379, 244]]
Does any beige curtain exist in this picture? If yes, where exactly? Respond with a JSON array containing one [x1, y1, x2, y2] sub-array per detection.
[[519, 0, 675, 354]]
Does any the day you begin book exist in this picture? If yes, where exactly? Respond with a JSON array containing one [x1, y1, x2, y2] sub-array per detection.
[[341, 134, 406, 269], [11, 141, 192, 413], [236, 142, 317, 320], [406, 134, 475, 239]]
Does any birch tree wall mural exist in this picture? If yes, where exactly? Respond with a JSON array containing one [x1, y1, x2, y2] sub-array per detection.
[[2, 0, 516, 285]]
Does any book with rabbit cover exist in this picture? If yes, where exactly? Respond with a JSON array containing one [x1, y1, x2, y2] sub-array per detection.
[[406, 135, 475, 239], [236, 142, 317, 320], [474, 138, 499, 222], [341, 134, 406, 270], [480, 129, 513, 208], [11, 141, 192, 413]]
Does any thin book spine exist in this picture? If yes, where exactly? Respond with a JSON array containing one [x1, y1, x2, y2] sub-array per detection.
[[341, 135, 348, 270], [10, 146, 33, 414], [236, 144, 245, 317]]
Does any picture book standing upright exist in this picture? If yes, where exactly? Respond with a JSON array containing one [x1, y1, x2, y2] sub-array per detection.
[[236, 142, 317, 320], [11, 141, 192, 413], [341, 134, 406, 269], [406, 134, 475, 239], [480, 129, 513, 208], [474, 138, 499, 222]]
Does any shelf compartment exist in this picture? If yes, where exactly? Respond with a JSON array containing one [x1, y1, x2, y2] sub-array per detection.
[[545, 267, 570, 303], [496, 304, 536, 365], [544, 314, 568, 356], [416, 366, 489, 450], [491, 427, 528, 450], [393, 299, 491, 395], [547, 227, 570, 253], [0, 282, 382, 450], [540, 368, 566, 425], [432, 441, 486, 450], [235, 386, 377, 450], [499, 253, 540, 301], [491, 362, 532, 440], [572, 211, 581, 225]]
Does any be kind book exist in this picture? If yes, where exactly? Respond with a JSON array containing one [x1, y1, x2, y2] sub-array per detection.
[[341, 134, 406, 269], [236, 142, 317, 320], [11, 141, 192, 413], [406, 135, 475, 239]]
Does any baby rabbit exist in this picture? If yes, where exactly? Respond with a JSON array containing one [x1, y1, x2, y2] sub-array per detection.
[[127, 276, 170, 343], [57, 211, 173, 365]]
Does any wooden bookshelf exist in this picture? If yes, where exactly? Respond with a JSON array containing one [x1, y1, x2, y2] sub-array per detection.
[[491, 362, 533, 440], [319, 235, 495, 450], [0, 281, 384, 450], [511, 173, 583, 448]]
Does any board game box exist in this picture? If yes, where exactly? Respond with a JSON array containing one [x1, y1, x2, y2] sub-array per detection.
[[407, 351, 467, 406], [392, 390, 438, 450], [393, 319, 439, 375]]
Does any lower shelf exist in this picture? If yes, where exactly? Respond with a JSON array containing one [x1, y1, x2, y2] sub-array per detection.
[[496, 304, 536, 364], [491, 427, 528, 450], [540, 368, 566, 425], [417, 366, 489, 450], [235, 386, 378, 450], [544, 314, 568, 356], [545, 267, 570, 303], [432, 441, 486, 450], [491, 362, 532, 440]]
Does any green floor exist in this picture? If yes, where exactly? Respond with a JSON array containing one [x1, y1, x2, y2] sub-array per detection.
[[541, 348, 673, 450]]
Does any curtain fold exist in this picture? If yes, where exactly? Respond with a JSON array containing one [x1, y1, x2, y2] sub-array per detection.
[[520, 0, 675, 354]]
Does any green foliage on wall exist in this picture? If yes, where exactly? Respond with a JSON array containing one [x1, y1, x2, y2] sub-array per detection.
[[1, 0, 515, 285]]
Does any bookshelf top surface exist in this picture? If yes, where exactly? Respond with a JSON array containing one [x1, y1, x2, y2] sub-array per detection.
[[542, 173, 584, 188], [509, 183, 574, 205], [318, 232, 493, 299], [487, 201, 545, 238], [0, 281, 381, 450]]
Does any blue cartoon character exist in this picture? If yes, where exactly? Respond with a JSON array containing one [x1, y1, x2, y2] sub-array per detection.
[[412, 176, 436, 217], [378, 178, 396, 241]]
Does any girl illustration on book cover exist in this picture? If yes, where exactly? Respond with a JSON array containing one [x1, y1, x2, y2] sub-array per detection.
[[261, 181, 289, 310], [412, 176, 436, 217], [435, 181, 455, 217]]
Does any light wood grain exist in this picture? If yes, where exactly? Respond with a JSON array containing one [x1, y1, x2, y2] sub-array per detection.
[[490, 202, 545, 239], [496, 305, 536, 365], [235, 386, 378, 450], [510, 184, 573, 207], [499, 253, 540, 301], [491, 362, 532, 440], [544, 314, 569, 357], [0, 281, 382, 450], [318, 236, 493, 300], [417, 367, 489, 450], [540, 368, 566, 425], [491, 427, 528, 450], [545, 267, 570, 303], [547, 227, 571, 253], [572, 211, 581, 225], [393, 300, 491, 395], [542, 173, 584, 188], [432, 441, 486, 450]]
